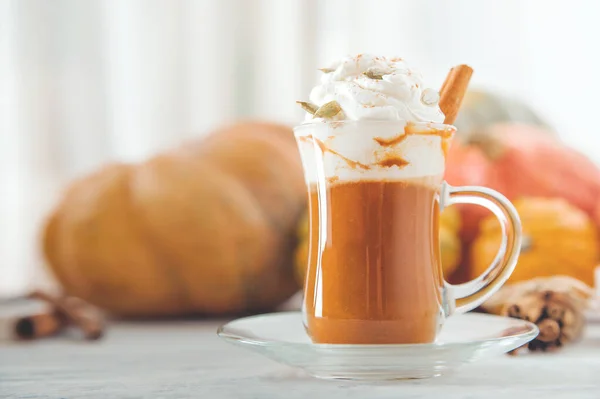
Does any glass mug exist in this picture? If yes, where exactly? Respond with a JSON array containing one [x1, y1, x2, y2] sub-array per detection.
[[294, 120, 522, 345]]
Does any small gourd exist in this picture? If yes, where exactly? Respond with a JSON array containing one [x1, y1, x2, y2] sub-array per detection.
[[470, 197, 600, 286]]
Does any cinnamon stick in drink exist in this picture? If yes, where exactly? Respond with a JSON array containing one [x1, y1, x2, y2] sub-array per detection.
[[439, 64, 473, 125]]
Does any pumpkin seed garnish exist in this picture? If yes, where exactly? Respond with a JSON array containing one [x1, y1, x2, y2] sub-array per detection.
[[296, 101, 318, 115], [319, 67, 335, 73], [314, 100, 343, 119], [363, 68, 388, 80]]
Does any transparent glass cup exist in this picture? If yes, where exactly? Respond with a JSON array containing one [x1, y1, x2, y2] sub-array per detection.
[[294, 120, 522, 345]]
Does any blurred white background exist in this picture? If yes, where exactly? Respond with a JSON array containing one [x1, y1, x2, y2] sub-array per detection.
[[1, 0, 600, 296]]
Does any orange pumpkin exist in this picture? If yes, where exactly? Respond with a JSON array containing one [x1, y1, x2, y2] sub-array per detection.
[[445, 123, 600, 244], [470, 197, 600, 286], [43, 121, 306, 317]]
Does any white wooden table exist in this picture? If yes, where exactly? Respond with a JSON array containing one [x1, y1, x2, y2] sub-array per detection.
[[1, 313, 600, 399]]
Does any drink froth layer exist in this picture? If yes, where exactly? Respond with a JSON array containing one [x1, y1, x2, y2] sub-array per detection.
[[295, 121, 454, 185]]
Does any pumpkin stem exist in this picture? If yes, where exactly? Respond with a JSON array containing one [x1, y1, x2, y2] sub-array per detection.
[[466, 130, 506, 161]]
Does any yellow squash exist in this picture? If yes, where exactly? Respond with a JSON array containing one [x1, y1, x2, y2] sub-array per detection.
[[470, 197, 600, 286]]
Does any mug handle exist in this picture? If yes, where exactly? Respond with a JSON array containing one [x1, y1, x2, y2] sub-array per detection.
[[440, 182, 522, 315]]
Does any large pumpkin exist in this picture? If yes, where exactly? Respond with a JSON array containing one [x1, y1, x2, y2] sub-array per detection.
[[470, 197, 600, 286], [43, 121, 306, 317], [445, 123, 600, 244], [293, 206, 463, 287]]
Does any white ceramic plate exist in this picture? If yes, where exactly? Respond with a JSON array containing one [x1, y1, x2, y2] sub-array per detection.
[[217, 311, 538, 380]]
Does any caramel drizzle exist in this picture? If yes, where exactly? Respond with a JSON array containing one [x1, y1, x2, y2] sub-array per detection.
[[373, 135, 407, 147], [373, 123, 454, 158], [378, 155, 409, 168], [300, 135, 370, 170], [300, 121, 453, 172], [441, 140, 450, 158]]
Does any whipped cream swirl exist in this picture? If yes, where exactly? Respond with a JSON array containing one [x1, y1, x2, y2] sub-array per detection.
[[303, 54, 445, 123]]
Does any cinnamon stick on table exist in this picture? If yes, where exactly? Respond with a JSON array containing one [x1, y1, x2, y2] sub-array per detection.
[[29, 291, 105, 340], [481, 275, 593, 354], [14, 312, 63, 340], [0, 311, 63, 341], [439, 64, 473, 125]]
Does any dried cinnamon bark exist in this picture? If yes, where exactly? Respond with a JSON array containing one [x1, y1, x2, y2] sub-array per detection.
[[28, 291, 105, 340], [14, 311, 64, 340], [481, 275, 593, 354]]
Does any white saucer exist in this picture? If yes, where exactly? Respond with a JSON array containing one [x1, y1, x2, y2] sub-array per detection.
[[217, 311, 538, 380]]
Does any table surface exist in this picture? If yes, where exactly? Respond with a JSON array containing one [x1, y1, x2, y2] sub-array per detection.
[[1, 312, 600, 399]]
